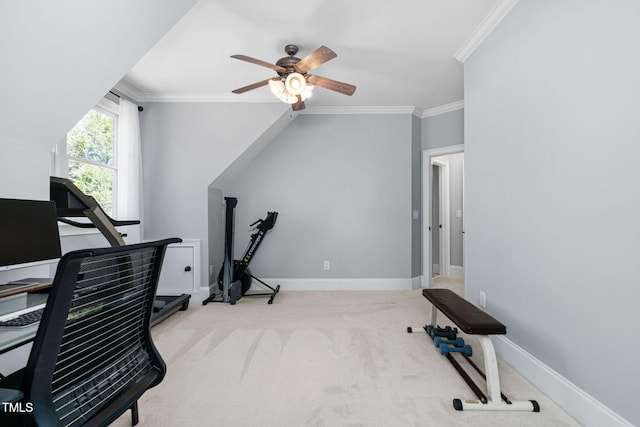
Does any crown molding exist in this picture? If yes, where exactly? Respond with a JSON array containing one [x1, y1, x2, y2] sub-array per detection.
[[113, 80, 277, 103], [140, 93, 279, 103], [454, 0, 520, 63], [112, 80, 463, 118], [301, 106, 416, 115], [416, 100, 464, 118], [113, 79, 144, 100]]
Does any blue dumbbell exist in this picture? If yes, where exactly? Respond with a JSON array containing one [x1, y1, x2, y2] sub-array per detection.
[[427, 325, 458, 340], [434, 336, 465, 348], [440, 343, 472, 357]]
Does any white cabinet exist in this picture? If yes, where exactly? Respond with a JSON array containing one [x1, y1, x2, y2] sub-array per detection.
[[0, 342, 32, 376], [157, 239, 200, 295]]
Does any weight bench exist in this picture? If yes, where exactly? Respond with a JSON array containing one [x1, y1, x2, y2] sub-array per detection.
[[409, 288, 539, 412]]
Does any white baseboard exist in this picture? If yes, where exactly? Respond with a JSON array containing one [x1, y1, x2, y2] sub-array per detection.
[[256, 278, 414, 291], [202, 278, 417, 293], [421, 275, 430, 288], [448, 265, 464, 276], [494, 336, 633, 427], [431, 265, 464, 276]]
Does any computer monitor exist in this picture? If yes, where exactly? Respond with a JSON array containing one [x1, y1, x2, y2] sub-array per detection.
[[0, 198, 62, 269]]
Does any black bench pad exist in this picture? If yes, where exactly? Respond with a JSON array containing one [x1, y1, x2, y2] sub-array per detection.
[[422, 289, 506, 335]]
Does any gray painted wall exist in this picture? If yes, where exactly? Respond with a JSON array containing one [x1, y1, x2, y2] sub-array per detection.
[[0, 142, 50, 200], [139, 102, 290, 288], [431, 166, 440, 266], [422, 109, 464, 150], [207, 187, 224, 291], [448, 153, 464, 267], [218, 114, 413, 280], [411, 115, 422, 279], [464, 0, 639, 424]]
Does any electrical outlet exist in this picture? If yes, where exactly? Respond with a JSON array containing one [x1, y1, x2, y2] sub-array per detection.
[[210, 264, 215, 276], [323, 260, 330, 270], [479, 291, 486, 308]]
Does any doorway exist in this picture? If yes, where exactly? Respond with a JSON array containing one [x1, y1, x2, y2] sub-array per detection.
[[422, 145, 464, 288]]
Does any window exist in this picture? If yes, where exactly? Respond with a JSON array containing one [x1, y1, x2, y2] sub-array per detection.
[[66, 99, 118, 215]]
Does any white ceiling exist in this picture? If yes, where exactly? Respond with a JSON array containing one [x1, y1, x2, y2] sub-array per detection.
[[118, 0, 503, 112]]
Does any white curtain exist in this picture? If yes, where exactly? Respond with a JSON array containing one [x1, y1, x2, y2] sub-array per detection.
[[116, 99, 142, 221]]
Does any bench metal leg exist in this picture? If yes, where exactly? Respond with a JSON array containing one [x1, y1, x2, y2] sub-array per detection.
[[405, 306, 441, 335], [430, 305, 438, 328], [480, 336, 502, 404], [454, 336, 539, 412]]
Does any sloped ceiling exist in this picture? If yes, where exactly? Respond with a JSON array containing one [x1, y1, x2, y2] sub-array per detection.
[[0, 0, 198, 149], [118, 0, 504, 112]]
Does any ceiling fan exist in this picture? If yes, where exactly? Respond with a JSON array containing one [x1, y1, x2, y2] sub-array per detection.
[[231, 44, 356, 111]]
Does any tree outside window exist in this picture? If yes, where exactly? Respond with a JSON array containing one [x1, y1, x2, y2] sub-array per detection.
[[67, 109, 117, 215]]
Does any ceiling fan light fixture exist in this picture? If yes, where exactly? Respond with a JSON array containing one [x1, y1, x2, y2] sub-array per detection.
[[301, 84, 314, 100], [268, 79, 285, 96], [285, 72, 307, 95], [269, 79, 296, 103], [282, 92, 298, 104]]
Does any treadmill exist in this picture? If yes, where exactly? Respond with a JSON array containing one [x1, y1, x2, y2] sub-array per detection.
[[50, 176, 190, 326]]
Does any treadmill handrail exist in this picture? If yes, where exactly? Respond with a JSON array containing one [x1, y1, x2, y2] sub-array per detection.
[[58, 217, 140, 228], [50, 176, 139, 247]]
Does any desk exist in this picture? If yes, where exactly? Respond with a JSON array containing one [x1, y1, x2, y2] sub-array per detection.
[[0, 291, 47, 381], [0, 293, 48, 355], [0, 282, 52, 299]]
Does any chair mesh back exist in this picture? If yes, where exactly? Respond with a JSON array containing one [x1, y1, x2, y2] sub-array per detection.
[[50, 246, 160, 426]]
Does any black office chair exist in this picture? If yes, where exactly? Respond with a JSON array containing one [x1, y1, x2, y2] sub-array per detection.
[[1, 238, 180, 426]]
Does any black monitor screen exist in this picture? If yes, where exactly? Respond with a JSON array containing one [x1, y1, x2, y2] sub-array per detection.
[[0, 198, 62, 268]]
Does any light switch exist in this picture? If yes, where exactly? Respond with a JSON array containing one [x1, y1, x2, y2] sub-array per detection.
[[456, 210, 462, 218], [412, 210, 419, 220]]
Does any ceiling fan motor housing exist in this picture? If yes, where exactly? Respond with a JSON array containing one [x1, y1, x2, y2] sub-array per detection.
[[275, 44, 302, 76]]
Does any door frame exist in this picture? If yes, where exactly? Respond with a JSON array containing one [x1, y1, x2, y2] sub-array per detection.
[[422, 144, 464, 288], [432, 158, 451, 278]]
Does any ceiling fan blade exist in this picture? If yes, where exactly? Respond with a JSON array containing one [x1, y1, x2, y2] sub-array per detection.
[[292, 96, 305, 111], [231, 54, 286, 73], [232, 78, 273, 94], [306, 75, 356, 96], [294, 46, 337, 74]]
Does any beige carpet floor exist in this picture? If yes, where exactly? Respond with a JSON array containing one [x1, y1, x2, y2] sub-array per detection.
[[114, 278, 579, 426]]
